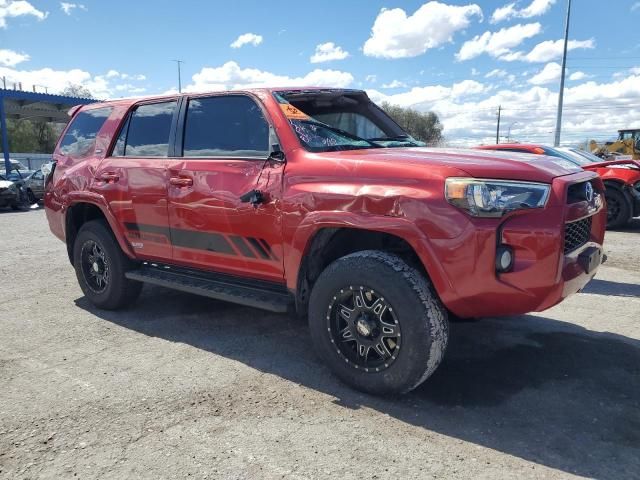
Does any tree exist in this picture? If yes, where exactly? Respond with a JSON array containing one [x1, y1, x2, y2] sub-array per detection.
[[1, 119, 60, 153], [380, 102, 443, 145], [61, 84, 94, 98]]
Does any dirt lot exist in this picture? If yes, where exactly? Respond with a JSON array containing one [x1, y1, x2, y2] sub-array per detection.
[[0, 209, 638, 480]]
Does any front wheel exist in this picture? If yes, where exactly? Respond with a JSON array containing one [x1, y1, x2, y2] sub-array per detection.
[[73, 220, 142, 310], [308, 250, 448, 395], [605, 187, 631, 229]]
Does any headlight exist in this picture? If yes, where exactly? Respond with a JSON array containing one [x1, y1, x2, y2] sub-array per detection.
[[445, 178, 550, 217]]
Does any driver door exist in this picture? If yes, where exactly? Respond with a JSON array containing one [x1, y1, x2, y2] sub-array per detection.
[[166, 94, 285, 282]]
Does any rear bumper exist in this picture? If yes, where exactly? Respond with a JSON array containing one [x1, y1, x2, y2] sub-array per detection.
[[426, 172, 606, 318]]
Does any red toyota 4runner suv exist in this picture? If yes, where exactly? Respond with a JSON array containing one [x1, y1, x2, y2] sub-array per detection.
[[44, 88, 606, 395]]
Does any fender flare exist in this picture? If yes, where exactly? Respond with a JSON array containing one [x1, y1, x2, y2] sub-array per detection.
[[284, 211, 454, 301], [65, 191, 137, 259]]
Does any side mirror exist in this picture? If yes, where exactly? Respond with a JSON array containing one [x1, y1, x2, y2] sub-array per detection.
[[41, 162, 53, 177], [269, 144, 285, 163]]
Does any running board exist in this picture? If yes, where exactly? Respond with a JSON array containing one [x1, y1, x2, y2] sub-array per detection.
[[125, 264, 293, 313]]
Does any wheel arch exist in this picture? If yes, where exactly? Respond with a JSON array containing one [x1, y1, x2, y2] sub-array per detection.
[[65, 198, 135, 265], [603, 179, 626, 191], [289, 218, 449, 316]]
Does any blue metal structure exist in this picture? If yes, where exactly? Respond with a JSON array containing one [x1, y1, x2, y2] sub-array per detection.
[[0, 88, 97, 173]]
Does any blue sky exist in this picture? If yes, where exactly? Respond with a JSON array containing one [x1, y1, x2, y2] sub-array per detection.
[[1, 0, 639, 145]]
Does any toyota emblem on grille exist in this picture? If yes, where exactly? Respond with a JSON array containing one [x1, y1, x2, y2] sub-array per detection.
[[584, 182, 594, 202]]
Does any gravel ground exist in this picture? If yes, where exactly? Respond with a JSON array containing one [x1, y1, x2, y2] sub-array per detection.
[[1, 209, 639, 480]]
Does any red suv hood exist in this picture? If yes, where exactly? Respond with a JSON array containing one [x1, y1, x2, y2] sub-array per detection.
[[318, 147, 582, 183]]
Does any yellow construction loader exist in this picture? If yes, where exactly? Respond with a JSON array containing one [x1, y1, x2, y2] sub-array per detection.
[[590, 129, 640, 160]]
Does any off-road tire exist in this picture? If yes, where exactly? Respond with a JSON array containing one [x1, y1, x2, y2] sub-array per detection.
[[308, 250, 448, 395], [605, 187, 630, 229], [73, 220, 142, 310]]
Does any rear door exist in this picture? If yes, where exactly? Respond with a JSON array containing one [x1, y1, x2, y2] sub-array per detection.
[[166, 94, 285, 282], [95, 100, 178, 261]]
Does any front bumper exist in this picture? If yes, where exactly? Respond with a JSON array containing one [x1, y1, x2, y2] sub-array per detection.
[[430, 172, 606, 318], [0, 190, 18, 207]]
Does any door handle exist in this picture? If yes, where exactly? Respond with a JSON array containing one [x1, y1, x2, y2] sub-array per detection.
[[97, 172, 119, 183], [169, 177, 194, 187]]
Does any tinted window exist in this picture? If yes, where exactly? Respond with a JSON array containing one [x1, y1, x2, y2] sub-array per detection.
[[59, 107, 112, 157], [183, 96, 269, 157], [117, 101, 176, 157]]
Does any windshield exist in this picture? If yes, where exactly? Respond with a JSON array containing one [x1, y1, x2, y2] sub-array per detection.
[[548, 147, 599, 166], [274, 90, 424, 153], [567, 148, 603, 164]]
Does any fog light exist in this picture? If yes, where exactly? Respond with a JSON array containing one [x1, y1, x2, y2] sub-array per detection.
[[496, 246, 514, 273]]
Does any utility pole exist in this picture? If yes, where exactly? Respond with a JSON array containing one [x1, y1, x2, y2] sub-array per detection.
[[554, 0, 572, 146], [496, 105, 502, 144], [172, 60, 184, 93]]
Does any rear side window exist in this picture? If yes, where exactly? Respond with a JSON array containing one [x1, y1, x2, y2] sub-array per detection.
[[183, 95, 269, 157], [59, 107, 113, 157], [114, 101, 177, 157]]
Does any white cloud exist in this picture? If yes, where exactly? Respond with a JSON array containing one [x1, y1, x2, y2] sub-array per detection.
[[528, 62, 562, 85], [631, 2, 640, 11], [310, 42, 349, 63], [491, 0, 556, 23], [569, 71, 586, 81], [0, 48, 29, 67], [485, 68, 508, 78], [187, 61, 354, 92], [60, 2, 86, 15], [0, 63, 147, 98], [456, 23, 541, 61], [230, 33, 263, 49], [0, 0, 48, 28], [367, 71, 640, 146], [381, 80, 407, 89], [103, 70, 146, 81], [363, 1, 482, 59], [517, 38, 595, 63], [365, 74, 377, 83]]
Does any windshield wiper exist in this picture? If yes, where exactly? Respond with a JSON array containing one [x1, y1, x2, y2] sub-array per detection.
[[367, 134, 411, 141]]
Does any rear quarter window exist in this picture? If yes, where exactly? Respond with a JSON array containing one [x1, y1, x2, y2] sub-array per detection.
[[59, 107, 113, 157]]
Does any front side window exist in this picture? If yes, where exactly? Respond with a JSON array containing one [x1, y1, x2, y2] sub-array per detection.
[[183, 95, 269, 157], [114, 101, 176, 157], [59, 107, 113, 157], [274, 90, 422, 153]]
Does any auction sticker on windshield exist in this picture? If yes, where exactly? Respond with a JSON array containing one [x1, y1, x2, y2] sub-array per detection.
[[280, 104, 310, 120]]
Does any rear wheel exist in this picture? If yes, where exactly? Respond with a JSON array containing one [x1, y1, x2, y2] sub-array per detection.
[[73, 220, 142, 310], [309, 250, 448, 395], [605, 187, 630, 228]]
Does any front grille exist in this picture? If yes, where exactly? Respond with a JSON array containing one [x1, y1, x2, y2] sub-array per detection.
[[564, 216, 592, 254]]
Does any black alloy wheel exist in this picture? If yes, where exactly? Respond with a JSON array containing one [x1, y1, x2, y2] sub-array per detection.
[[80, 240, 110, 293], [327, 286, 401, 372]]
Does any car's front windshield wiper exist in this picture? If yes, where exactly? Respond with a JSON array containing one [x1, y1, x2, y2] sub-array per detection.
[[367, 134, 421, 146], [368, 134, 411, 141]]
